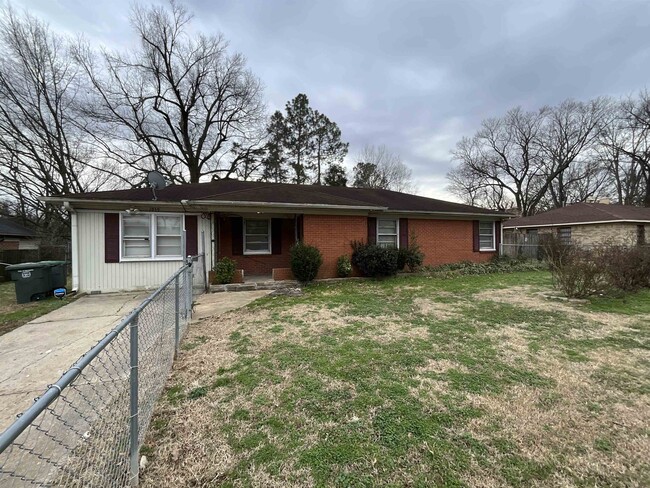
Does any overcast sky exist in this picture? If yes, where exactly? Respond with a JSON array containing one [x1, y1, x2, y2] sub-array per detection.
[[9, 0, 650, 200]]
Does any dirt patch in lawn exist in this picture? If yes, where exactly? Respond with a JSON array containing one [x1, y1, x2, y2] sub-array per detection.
[[413, 297, 460, 321]]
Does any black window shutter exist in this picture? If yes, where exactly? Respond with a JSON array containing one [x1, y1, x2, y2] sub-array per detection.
[[231, 217, 243, 255], [185, 215, 198, 256], [271, 218, 282, 255], [494, 220, 501, 253], [104, 213, 120, 263], [367, 217, 377, 245], [472, 220, 480, 252], [399, 218, 409, 248]]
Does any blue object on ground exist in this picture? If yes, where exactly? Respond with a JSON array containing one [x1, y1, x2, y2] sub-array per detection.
[[54, 288, 67, 300]]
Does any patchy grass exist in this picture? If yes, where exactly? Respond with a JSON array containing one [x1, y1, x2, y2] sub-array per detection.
[[0, 280, 75, 336], [142, 271, 650, 487]]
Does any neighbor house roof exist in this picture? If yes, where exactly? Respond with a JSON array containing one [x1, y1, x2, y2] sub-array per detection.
[[0, 217, 35, 237], [503, 202, 650, 228], [43, 179, 510, 217]]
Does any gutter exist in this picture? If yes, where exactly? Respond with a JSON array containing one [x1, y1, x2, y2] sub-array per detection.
[[42, 196, 508, 218], [503, 219, 650, 229], [63, 202, 79, 293]]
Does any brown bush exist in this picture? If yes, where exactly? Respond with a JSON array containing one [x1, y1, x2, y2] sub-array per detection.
[[543, 235, 650, 298]]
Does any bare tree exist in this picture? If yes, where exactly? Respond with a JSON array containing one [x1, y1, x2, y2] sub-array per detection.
[[541, 98, 610, 208], [352, 144, 415, 192], [0, 6, 112, 239], [74, 1, 266, 184]]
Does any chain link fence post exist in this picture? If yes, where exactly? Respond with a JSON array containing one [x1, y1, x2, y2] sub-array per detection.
[[174, 275, 180, 359], [129, 313, 140, 487]]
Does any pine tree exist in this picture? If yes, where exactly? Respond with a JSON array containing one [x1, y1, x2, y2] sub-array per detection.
[[324, 163, 348, 186], [284, 94, 314, 184], [310, 111, 349, 185], [262, 111, 289, 182]]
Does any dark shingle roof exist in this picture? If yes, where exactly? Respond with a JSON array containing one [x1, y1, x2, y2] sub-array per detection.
[[503, 202, 650, 228], [0, 217, 35, 237], [60, 179, 509, 216]]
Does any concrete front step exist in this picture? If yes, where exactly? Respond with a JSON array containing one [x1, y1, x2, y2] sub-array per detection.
[[209, 276, 372, 293], [210, 280, 299, 292]]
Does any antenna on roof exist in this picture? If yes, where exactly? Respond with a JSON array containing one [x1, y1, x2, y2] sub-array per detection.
[[147, 170, 167, 201]]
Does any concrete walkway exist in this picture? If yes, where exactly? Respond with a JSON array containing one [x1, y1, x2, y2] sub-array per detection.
[[0, 292, 146, 432], [192, 290, 273, 322]]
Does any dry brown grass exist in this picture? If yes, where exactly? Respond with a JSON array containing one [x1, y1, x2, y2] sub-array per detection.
[[142, 277, 650, 487]]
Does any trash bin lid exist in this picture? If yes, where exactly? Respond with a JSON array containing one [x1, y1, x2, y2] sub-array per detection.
[[5, 262, 50, 271], [38, 260, 67, 266]]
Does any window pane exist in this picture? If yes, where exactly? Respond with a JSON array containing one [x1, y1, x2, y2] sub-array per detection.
[[156, 236, 182, 256], [378, 219, 397, 234], [245, 220, 268, 235], [156, 216, 181, 235], [123, 215, 150, 237], [246, 241, 270, 252], [480, 237, 494, 249], [377, 235, 397, 248], [124, 240, 150, 258], [479, 221, 493, 233], [244, 219, 270, 252]]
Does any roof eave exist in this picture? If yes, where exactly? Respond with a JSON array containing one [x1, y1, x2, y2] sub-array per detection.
[[503, 219, 650, 229]]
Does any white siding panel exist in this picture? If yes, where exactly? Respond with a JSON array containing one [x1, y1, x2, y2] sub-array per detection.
[[77, 211, 212, 293]]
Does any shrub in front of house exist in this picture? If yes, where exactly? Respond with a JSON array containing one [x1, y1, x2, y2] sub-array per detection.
[[213, 257, 237, 284], [336, 255, 352, 278], [598, 244, 650, 291], [290, 242, 323, 283], [402, 232, 425, 272], [351, 241, 400, 278]]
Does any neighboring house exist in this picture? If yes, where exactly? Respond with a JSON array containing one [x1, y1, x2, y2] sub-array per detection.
[[43, 180, 510, 293], [0, 218, 40, 251], [503, 202, 650, 250]]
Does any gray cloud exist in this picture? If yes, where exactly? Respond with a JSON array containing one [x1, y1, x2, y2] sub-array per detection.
[[12, 0, 650, 200]]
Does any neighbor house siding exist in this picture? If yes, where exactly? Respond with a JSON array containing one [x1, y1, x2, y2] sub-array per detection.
[[570, 223, 644, 247], [409, 219, 495, 266], [77, 211, 210, 293]]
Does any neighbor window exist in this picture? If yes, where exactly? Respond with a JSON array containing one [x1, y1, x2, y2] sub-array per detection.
[[244, 219, 271, 254], [558, 227, 572, 245], [638, 225, 646, 246], [121, 213, 183, 260], [377, 219, 399, 249], [479, 221, 495, 251]]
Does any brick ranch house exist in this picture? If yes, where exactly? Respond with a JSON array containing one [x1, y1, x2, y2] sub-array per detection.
[[43, 180, 510, 293], [503, 202, 650, 254]]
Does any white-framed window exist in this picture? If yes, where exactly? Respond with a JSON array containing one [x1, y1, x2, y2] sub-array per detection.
[[121, 213, 183, 260], [244, 219, 271, 255], [479, 221, 495, 251], [377, 218, 399, 249]]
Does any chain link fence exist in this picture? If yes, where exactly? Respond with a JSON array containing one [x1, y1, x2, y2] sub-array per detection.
[[0, 255, 204, 487]]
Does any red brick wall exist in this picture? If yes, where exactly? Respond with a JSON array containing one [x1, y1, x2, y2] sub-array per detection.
[[303, 215, 367, 279], [410, 219, 495, 266], [217, 217, 295, 276]]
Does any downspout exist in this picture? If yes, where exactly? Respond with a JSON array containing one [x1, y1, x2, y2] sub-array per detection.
[[500, 219, 504, 256], [63, 202, 79, 292]]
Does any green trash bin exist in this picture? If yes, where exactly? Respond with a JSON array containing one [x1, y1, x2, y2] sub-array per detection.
[[6, 262, 53, 304], [40, 260, 68, 289]]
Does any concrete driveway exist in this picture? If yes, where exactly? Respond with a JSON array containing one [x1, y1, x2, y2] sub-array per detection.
[[0, 292, 146, 432]]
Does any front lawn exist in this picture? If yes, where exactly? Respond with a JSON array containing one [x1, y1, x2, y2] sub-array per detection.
[[142, 271, 650, 487], [0, 280, 74, 336]]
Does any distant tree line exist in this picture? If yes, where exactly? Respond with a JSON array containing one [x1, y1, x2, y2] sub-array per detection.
[[0, 1, 414, 240], [447, 94, 650, 215]]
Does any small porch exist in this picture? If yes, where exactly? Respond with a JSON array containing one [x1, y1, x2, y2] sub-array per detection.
[[213, 213, 303, 283]]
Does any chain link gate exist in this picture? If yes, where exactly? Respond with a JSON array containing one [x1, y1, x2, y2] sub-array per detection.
[[0, 255, 204, 487]]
